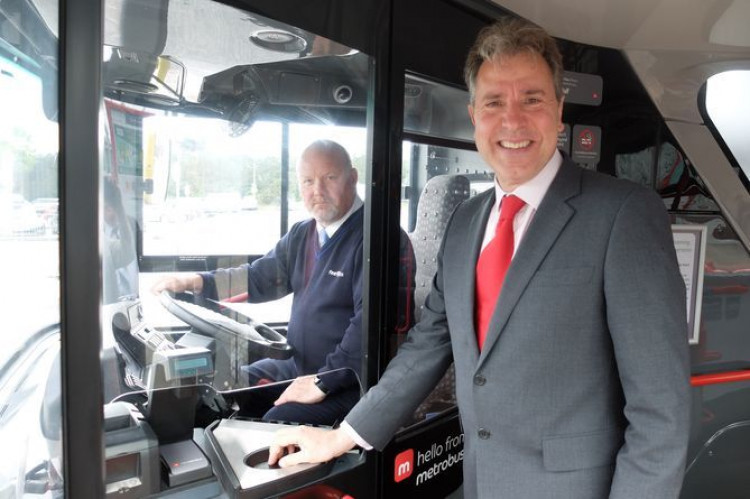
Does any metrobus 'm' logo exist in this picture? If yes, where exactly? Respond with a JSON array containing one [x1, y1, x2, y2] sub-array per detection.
[[394, 449, 414, 483]]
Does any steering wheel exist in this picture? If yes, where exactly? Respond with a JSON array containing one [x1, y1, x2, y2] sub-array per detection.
[[159, 291, 294, 360]]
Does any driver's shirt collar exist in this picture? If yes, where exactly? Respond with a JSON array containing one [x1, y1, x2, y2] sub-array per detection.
[[318, 195, 363, 240]]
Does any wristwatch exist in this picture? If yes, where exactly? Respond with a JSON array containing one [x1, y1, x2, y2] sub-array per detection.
[[313, 375, 330, 395]]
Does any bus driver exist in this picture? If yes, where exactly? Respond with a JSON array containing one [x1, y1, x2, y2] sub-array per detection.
[[153, 139, 365, 426]]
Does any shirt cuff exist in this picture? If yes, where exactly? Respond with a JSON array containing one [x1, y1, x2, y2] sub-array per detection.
[[340, 420, 373, 451]]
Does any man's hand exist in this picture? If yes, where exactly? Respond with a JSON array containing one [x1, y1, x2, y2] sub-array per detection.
[[268, 426, 356, 468], [150, 274, 203, 295], [274, 375, 326, 406]]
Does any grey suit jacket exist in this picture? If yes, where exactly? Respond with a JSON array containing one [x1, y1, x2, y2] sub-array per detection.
[[346, 159, 690, 498]]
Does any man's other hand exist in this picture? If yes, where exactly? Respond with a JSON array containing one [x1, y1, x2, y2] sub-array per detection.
[[150, 274, 203, 295], [268, 426, 356, 468], [274, 376, 326, 406]]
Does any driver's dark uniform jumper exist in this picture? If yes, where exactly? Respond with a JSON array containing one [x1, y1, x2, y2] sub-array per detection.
[[199, 200, 364, 426]]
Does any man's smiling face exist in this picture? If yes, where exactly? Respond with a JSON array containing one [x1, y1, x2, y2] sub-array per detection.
[[468, 51, 564, 191]]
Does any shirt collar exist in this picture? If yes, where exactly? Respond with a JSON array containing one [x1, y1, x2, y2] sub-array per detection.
[[318, 195, 363, 238], [493, 149, 562, 211]]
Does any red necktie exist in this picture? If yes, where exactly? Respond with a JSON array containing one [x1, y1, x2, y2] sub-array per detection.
[[475, 195, 526, 349]]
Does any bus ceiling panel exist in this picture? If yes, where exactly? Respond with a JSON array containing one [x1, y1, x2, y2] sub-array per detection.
[[102, 0, 369, 126], [485, 0, 657, 49], [481, 0, 750, 124], [229, 0, 384, 55], [625, 48, 750, 124], [486, 0, 750, 51], [667, 121, 750, 251], [198, 53, 369, 128], [395, 0, 491, 87]]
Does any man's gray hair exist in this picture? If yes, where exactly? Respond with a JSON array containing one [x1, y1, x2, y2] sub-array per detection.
[[464, 17, 564, 104]]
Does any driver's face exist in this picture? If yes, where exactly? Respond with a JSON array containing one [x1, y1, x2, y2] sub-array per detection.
[[297, 150, 357, 227]]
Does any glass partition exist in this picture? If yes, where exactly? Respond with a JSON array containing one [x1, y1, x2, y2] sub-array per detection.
[[396, 73, 490, 428], [98, 0, 372, 493], [404, 74, 475, 143]]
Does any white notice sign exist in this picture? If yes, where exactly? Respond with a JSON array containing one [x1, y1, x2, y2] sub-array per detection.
[[672, 225, 707, 344]]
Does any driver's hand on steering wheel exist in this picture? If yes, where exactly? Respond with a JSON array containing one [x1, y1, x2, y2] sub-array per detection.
[[274, 375, 327, 406], [151, 274, 204, 295]]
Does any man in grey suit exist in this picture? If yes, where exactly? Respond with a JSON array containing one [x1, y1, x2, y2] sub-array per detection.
[[269, 17, 690, 498]]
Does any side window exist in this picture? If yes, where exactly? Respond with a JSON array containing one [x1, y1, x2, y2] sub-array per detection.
[[615, 141, 719, 212], [704, 70, 750, 186], [0, 0, 61, 493], [690, 70, 750, 371]]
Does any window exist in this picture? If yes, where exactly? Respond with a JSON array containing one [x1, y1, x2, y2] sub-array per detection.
[[705, 70, 750, 185], [0, 0, 61, 493], [616, 141, 719, 212]]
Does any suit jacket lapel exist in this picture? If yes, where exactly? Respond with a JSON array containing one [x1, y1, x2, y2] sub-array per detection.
[[477, 161, 582, 368]]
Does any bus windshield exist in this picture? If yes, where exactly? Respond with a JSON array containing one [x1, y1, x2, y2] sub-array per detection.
[[125, 112, 367, 258]]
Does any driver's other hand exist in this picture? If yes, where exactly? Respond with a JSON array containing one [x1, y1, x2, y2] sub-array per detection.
[[150, 274, 203, 295], [274, 376, 326, 406], [268, 427, 356, 468]]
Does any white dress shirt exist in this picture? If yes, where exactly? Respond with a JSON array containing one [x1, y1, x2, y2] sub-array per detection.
[[481, 150, 562, 253]]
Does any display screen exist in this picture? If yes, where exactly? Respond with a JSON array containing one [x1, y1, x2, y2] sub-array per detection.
[[106, 453, 140, 484], [172, 355, 212, 377]]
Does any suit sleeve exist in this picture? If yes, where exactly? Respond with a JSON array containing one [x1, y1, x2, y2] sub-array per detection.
[[604, 187, 690, 498]]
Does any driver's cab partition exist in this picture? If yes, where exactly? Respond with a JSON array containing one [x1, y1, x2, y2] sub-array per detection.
[[109, 292, 363, 416], [159, 291, 294, 391], [107, 309, 365, 497], [109, 292, 293, 394]]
